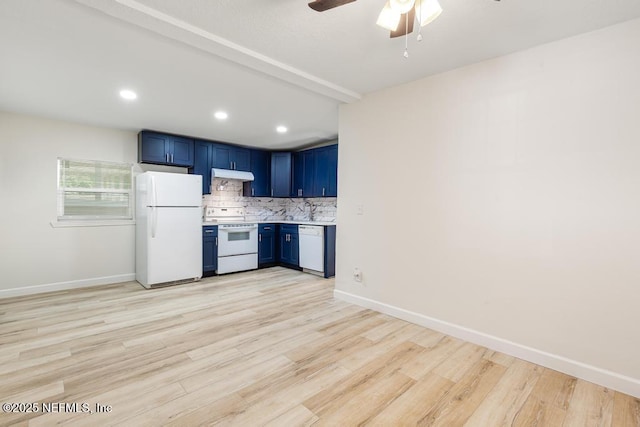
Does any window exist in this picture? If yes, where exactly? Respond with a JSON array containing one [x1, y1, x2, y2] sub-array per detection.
[[57, 158, 133, 221]]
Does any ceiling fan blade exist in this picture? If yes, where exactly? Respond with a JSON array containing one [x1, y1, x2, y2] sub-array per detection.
[[390, 7, 415, 38], [308, 0, 357, 12]]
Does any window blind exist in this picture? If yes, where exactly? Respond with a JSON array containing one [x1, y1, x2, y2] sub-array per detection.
[[57, 158, 133, 220]]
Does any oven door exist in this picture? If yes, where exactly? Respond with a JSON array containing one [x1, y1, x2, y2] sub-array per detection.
[[218, 225, 258, 256]]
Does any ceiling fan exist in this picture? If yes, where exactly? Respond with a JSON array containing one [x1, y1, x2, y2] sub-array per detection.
[[308, 0, 444, 39]]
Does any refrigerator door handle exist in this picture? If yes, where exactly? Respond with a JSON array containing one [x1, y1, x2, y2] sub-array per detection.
[[151, 175, 158, 208], [151, 206, 157, 238], [150, 175, 158, 238]]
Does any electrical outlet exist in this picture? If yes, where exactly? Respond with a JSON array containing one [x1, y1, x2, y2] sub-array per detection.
[[353, 268, 362, 283]]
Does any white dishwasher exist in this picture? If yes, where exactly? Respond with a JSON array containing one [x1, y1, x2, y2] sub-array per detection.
[[299, 225, 324, 274]]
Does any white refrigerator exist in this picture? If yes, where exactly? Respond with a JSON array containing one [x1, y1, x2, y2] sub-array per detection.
[[135, 172, 202, 288]]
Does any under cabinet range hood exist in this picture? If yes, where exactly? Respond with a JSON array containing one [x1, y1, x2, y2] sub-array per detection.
[[211, 168, 254, 182]]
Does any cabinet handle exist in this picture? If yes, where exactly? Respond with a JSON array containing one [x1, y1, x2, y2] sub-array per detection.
[[322, 188, 325, 196], [271, 189, 274, 197], [171, 154, 174, 163], [205, 230, 213, 233], [252, 188, 255, 196], [298, 189, 302, 197], [215, 237, 218, 246], [259, 234, 262, 242], [166, 153, 169, 162], [263, 226, 271, 230]]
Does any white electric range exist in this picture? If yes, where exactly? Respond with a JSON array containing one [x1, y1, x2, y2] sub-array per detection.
[[204, 206, 258, 274]]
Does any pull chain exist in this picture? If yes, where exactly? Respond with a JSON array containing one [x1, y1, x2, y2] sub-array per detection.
[[417, 0, 423, 41], [403, 13, 409, 58]]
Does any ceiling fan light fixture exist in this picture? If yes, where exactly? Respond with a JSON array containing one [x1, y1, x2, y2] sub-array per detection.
[[389, 0, 415, 14], [415, 0, 442, 27], [376, 2, 401, 31]]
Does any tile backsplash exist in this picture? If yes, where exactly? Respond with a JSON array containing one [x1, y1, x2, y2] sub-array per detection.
[[203, 178, 337, 222]]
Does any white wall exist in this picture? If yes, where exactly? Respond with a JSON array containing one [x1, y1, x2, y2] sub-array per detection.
[[336, 18, 640, 396], [0, 112, 138, 296]]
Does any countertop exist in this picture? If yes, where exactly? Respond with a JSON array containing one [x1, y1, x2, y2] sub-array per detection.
[[202, 220, 336, 227]]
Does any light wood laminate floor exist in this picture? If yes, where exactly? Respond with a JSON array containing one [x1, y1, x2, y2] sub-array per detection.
[[1, 267, 638, 426]]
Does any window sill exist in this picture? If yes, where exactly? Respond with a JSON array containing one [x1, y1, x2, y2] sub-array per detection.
[[50, 219, 135, 228]]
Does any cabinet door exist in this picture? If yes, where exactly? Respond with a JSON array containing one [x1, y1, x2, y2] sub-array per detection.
[[211, 144, 232, 169], [202, 227, 218, 273], [271, 152, 292, 197], [302, 150, 316, 197], [139, 132, 194, 167], [278, 232, 290, 264], [313, 146, 330, 197], [247, 150, 271, 197], [289, 232, 299, 266], [232, 148, 251, 171], [170, 136, 195, 167], [139, 132, 169, 164], [313, 145, 338, 197], [259, 230, 275, 264], [193, 140, 212, 194], [325, 145, 338, 197], [292, 152, 304, 198]]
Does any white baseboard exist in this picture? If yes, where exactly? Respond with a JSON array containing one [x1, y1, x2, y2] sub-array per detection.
[[0, 274, 136, 299], [334, 289, 640, 398]]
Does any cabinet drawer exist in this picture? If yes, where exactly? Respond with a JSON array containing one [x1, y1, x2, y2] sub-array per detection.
[[259, 223, 275, 233], [279, 224, 298, 235], [202, 226, 218, 237]]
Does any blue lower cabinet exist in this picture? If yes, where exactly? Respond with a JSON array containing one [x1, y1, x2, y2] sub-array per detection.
[[258, 224, 276, 265], [278, 224, 299, 266], [323, 225, 336, 278], [202, 226, 218, 275]]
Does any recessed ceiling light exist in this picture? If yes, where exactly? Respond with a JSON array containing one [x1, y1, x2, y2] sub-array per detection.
[[276, 125, 288, 134], [214, 111, 228, 120], [119, 89, 137, 100]]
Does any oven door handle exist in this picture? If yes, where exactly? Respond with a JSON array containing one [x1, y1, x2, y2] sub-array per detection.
[[220, 226, 258, 232]]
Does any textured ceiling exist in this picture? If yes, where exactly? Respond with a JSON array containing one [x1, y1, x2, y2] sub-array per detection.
[[1, 0, 640, 149]]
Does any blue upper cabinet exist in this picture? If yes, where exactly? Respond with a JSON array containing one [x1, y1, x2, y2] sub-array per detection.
[[327, 144, 338, 197], [211, 144, 250, 171], [193, 140, 257, 195], [245, 149, 271, 197], [290, 144, 338, 198], [139, 131, 194, 167], [314, 144, 338, 197], [233, 149, 251, 171], [193, 140, 213, 194], [271, 152, 292, 197], [303, 151, 316, 197], [292, 150, 315, 198], [292, 152, 304, 198]]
